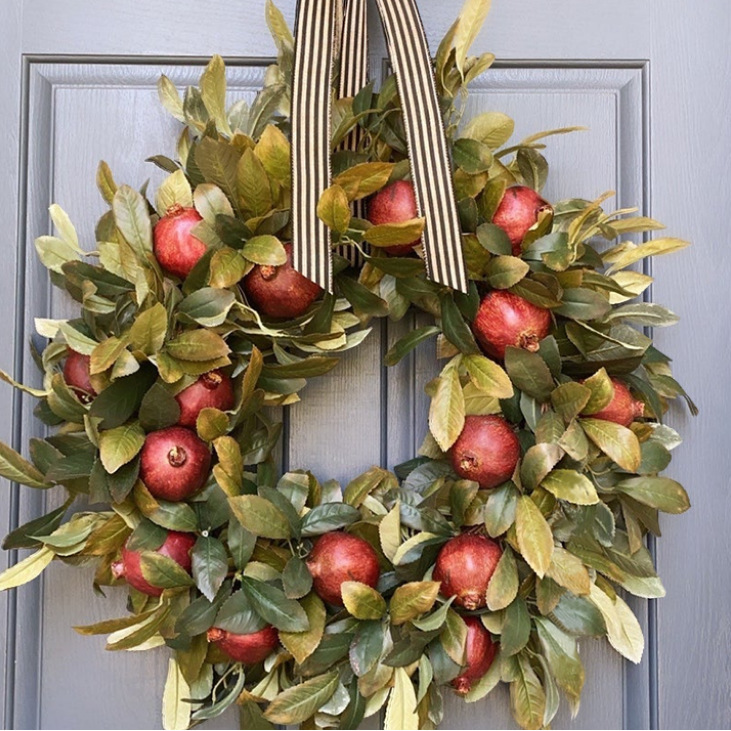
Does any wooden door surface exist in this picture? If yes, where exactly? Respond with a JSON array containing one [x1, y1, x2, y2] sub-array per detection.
[[0, 1, 728, 728]]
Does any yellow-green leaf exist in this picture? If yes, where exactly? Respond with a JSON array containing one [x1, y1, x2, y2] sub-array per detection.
[[155, 169, 193, 217], [334, 162, 395, 201], [162, 658, 191, 731], [254, 124, 291, 185], [486, 546, 519, 611], [228, 494, 290, 539], [279, 592, 326, 665], [364, 219, 425, 248], [264, 671, 339, 725], [317, 185, 352, 234], [0, 546, 54, 590], [166, 330, 230, 362], [379, 500, 400, 563], [342, 581, 387, 620], [581, 418, 641, 472], [515, 496, 553, 578], [390, 581, 440, 625], [588, 583, 644, 663], [510, 655, 546, 731], [0, 442, 51, 488], [429, 359, 465, 451], [541, 470, 599, 506], [384, 667, 419, 731], [99, 422, 145, 474], [463, 354, 513, 398], [546, 546, 591, 595], [200, 54, 231, 136], [581, 368, 614, 414], [129, 303, 168, 355]]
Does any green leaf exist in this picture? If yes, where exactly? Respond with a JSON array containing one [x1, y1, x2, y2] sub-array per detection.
[[191, 535, 228, 601], [546, 546, 591, 596], [166, 330, 230, 362], [215, 590, 265, 635], [97, 160, 118, 204], [343, 467, 392, 507], [241, 577, 309, 632], [476, 222, 512, 255], [603, 237, 690, 274], [34, 235, 82, 274], [0, 546, 54, 590], [158, 75, 185, 122], [384, 667, 419, 731], [615, 476, 690, 514], [112, 185, 152, 258], [264, 672, 339, 725], [364, 219, 425, 248], [99, 422, 145, 474], [140, 551, 195, 589], [209, 247, 249, 289], [588, 583, 644, 663], [194, 183, 234, 224], [254, 124, 291, 185], [486, 256, 530, 289], [155, 169, 193, 217], [581, 418, 641, 472], [484, 482, 519, 537], [178, 288, 235, 328], [162, 658, 192, 731], [504, 347, 555, 402], [129, 303, 167, 355], [300, 503, 360, 537], [317, 185, 352, 234], [535, 618, 584, 702], [241, 235, 287, 266], [390, 581, 441, 625], [440, 295, 480, 354], [549, 593, 606, 637], [0, 442, 51, 488], [384, 326, 440, 366], [541, 470, 599, 506], [342, 581, 387, 620], [200, 54, 230, 135], [453, 138, 493, 173], [461, 111, 514, 148], [520, 443, 562, 492], [555, 288, 611, 321], [282, 557, 313, 600], [349, 620, 387, 678], [486, 547, 519, 611], [516, 496, 554, 578], [581, 368, 614, 414], [429, 358, 465, 451], [228, 495, 291, 539], [501, 597, 531, 656]]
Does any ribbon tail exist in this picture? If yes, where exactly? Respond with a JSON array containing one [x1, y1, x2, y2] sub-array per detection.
[[373, 0, 468, 293], [291, 0, 339, 293]]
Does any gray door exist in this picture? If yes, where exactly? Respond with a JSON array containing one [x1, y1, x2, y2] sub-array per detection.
[[0, 1, 728, 729]]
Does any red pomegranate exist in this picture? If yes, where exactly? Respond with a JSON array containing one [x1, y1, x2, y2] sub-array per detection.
[[452, 616, 498, 695], [492, 185, 552, 256], [433, 533, 502, 610], [175, 370, 235, 428], [153, 204, 207, 279], [588, 378, 645, 427], [472, 290, 552, 360], [111, 531, 195, 597], [63, 349, 96, 403], [367, 180, 420, 256], [139, 426, 211, 501], [243, 243, 321, 319], [207, 626, 279, 664], [306, 532, 380, 607], [451, 415, 520, 489]]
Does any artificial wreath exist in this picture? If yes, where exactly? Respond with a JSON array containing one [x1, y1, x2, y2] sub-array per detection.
[[0, 1, 694, 729]]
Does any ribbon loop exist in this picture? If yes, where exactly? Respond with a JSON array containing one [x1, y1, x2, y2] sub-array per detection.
[[291, 0, 468, 294]]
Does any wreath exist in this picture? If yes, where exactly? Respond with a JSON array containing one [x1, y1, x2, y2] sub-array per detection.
[[0, 1, 694, 729]]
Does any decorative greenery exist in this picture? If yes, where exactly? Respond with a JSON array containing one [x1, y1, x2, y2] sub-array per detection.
[[0, 0, 693, 729]]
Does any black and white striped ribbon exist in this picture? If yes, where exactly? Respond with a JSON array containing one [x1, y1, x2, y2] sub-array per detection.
[[291, 0, 468, 293]]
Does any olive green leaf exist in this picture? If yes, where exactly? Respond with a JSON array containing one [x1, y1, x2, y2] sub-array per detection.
[[614, 476, 690, 514], [254, 124, 291, 185], [279, 592, 326, 664], [510, 654, 546, 731], [97, 160, 118, 204], [501, 597, 531, 656], [441, 609, 468, 665], [240, 577, 309, 632], [550, 382, 591, 422], [390, 581, 441, 625], [603, 237, 690, 274], [158, 75, 185, 122], [516, 496, 554, 578], [429, 358, 465, 451], [484, 482, 519, 537], [535, 618, 585, 702], [129, 303, 168, 355], [241, 235, 287, 266], [196, 137, 241, 210], [342, 581, 387, 620], [581, 418, 641, 472], [228, 494, 290, 539], [113, 185, 152, 258], [191, 535, 228, 601], [343, 466, 393, 508], [300, 503, 360, 537], [317, 185, 352, 234], [541, 470, 599, 506], [384, 326, 440, 367], [520, 443, 562, 492], [581, 368, 614, 414], [486, 256, 530, 289], [162, 658, 192, 731], [334, 162, 395, 201], [156, 169, 193, 217], [264, 671, 339, 724], [166, 330, 230, 362], [379, 500, 401, 563], [282, 557, 313, 600], [0, 546, 54, 590], [193, 183, 234, 224], [200, 55, 231, 136], [179, 288, 236, 328], [453, 138, 493, 173], [237, 148, 272, 219], [461, 111, 514, 148], [504, 347, 554, 402], [0, 442, 51, 489], [99, 423, 145, 474], [209, 247, 249, 289], [140, 551, 195, 589], [486, 546, 519, 611], [364, 219, 425, 248]]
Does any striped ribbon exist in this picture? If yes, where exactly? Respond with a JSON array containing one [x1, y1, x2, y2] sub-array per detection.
[[291, 0, 468, 294]]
